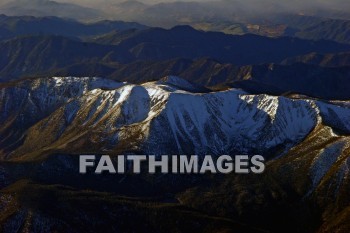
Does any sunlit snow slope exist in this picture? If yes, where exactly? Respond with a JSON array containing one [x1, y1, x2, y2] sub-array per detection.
[[0, 76, 349, 161]]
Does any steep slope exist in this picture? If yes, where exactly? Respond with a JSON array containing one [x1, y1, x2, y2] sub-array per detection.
[[0, 77, 124, 158], [179, 122, 350, 232], [1, 76, 350, 233], [0, 76, 318, 160], [0, 36, 132, 81], [0, 76, 350, 233], [2, 76, 349, 162]]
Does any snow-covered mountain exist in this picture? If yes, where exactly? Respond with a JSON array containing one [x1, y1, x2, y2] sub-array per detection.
[[0, 76, 349, 160], [1, 76, 350, 232]]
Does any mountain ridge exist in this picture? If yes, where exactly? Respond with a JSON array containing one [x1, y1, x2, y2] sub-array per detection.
[[0, 76, 349, 232]]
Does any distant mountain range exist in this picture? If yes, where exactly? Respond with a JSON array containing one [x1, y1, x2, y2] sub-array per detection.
[[0, 0, 102, 20], [0, 8, 349, 233], [284, 17, 350, 45], [45, 58, 350, 100], [0, 23, 349, 99], [0, 25, 349, 73], [0, 15, 147, 40], [99, 1, 350, 44], [1, 1, 349, 44]]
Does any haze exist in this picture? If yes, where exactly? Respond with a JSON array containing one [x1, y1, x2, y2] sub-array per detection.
[[56, 0, 350, 11], [0, 0, 349, 25]]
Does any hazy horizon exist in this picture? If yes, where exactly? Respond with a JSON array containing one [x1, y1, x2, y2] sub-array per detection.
[[1, 0, 349, 13], [0, 0, 349, 25]]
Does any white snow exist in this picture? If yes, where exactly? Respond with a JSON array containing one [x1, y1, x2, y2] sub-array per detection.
[[2, 76, 350, 161]]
